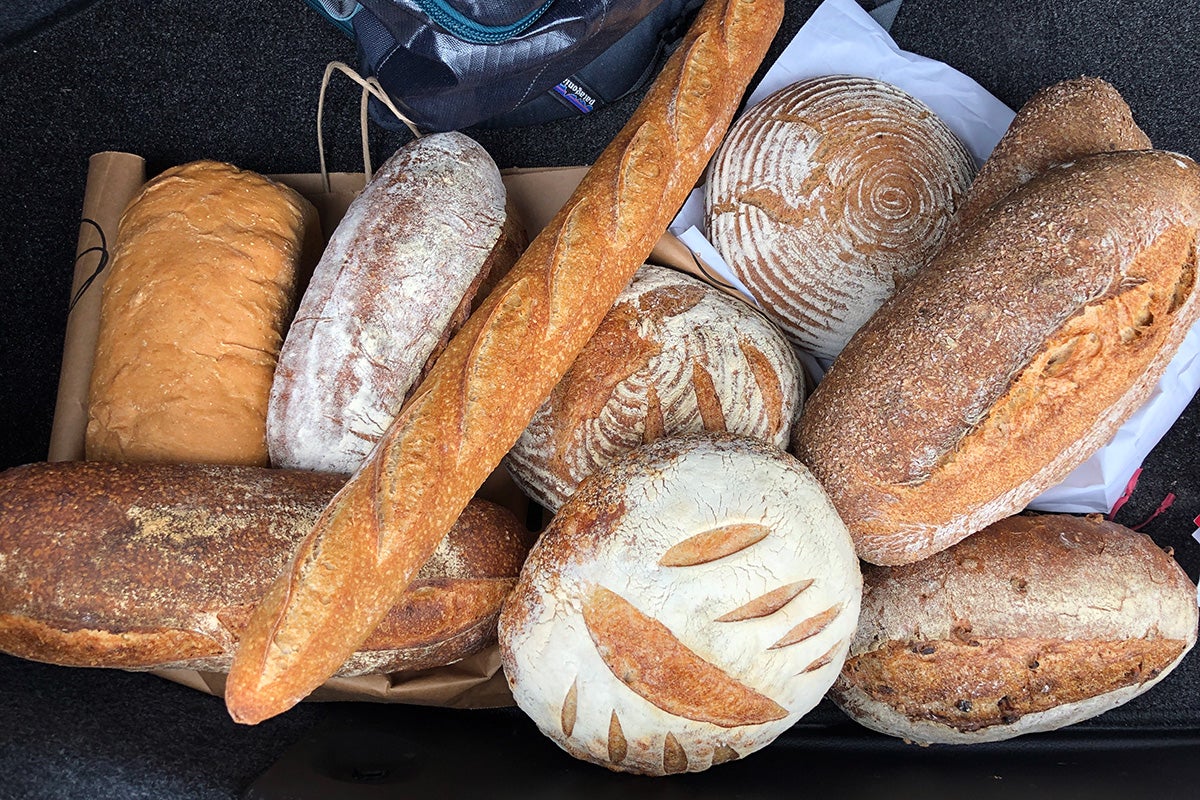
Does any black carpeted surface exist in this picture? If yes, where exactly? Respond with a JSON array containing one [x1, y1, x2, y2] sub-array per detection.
[[1, 1, 1199, 797]]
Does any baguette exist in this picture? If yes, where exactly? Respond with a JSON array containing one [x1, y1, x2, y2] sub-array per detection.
[[224, 0, 786, 724], [0, 461, 530, 676]]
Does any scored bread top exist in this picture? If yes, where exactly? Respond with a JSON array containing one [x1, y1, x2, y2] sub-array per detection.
[[794, 150, 1200, 565], [706, 75, 975, 359], [268, 132, 516, 475], [504, 264, 803, 511], [86, 160, 318, 466], [499, 434, 861, 775]]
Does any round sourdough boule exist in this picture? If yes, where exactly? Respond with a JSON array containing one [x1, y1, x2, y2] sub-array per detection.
[[829, 513, 1199, 745], [706, 75, 975, 360], [268, 131, 525, 474], [504, 264, 804, 512], [498, 433, 862, 775]]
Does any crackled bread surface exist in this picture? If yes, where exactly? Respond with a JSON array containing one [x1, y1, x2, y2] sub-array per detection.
[[706, 75, 974, 359], [504, 264, 803, 511], [499, 434, 861, 775], [830, 514, 1198, 744]]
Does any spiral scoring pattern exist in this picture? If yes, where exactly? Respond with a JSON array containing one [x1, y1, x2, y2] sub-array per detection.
[[706, 76, 975, 360]]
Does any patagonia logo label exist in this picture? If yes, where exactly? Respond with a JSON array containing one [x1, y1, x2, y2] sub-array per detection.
[[553, 77, 597, 113]]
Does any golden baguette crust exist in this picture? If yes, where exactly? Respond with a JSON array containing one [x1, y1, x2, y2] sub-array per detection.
[[0, 462, 529, 676], [829, 514, 1198, 744], [793, 150, 1200, 565], [224, 0, 786, 724], [950, 77, 1151, 238]]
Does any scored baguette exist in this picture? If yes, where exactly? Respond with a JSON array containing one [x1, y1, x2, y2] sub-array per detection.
[[0, 461, 530, 676], [224, 0, 786, 724]]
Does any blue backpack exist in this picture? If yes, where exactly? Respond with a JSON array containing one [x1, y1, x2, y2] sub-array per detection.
[[303, 0, 705, 132]]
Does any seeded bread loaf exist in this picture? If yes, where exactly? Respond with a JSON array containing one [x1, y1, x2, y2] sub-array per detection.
[[499, 434, 861, 775], [504, 264, 803, 511], [0, 461, 530, 676], [793, 149, 1200, 565], [86, 160, 320, 466], [268, 133, 526, 474], [830, 513, 1198, 744]]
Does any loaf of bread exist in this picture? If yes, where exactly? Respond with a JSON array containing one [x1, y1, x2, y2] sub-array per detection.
[[0, 461, 530, 675], [268, 133, 525, 474], [793, 150, 1200, 565], [949, 77, 1151, 239], [86, 160, 320, 466], [706, 75, 975, 360], [223, 0, 785, 725], [830, 513, 1198, 744], [500, 434, 861, 775], [504, 264, 803, 512]]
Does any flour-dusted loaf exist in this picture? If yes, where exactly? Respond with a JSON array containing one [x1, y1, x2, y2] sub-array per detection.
[[499, 434, 862, 775], [224, 0, 785, 725], [794, 150, 1200, 565], [504, 264, 803, 512], [268, 132, 525, 474], [706, 75, 975, 360], [86, 160, 320, 466], [0, 461, 531, 676], [830, 514, 1198, 744]]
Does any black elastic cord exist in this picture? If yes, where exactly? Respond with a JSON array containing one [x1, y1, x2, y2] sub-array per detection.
[[68, 218, 109, 314]]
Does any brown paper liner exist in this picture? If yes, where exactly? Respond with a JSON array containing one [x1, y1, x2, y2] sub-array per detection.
[[51, 150, 739, 709]]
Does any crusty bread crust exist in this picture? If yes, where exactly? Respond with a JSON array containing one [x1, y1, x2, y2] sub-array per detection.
[[500, 434, 861, 774], [828, 514, 1198, 744], [504, 264, 803, 511], [223, 0, 786, 725], [706, 75, 975, 359], [267, 133, 524, 475], [86, 160, 318, 466], [949, 77, 1151, 238], [794, 150, 1200, 565], [0, 462, 529, 675]]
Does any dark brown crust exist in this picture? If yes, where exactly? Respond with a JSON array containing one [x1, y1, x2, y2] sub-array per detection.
[[0, 461, 530, 673], [830, 514, 1199, 739], [834, 636, 1186, 733], [794, 151, 1200, 564]]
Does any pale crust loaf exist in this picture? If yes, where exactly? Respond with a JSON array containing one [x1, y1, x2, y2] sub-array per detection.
[[86, 160, 319, 466], [499, 434, 861, 775], [504, 264, 803, 511], [0, 462, 530, 676], [794, 150, 1200, 565], [268, 133, 525, 474], [829, 514, 1198, 744], [223, 0, 786, 724]]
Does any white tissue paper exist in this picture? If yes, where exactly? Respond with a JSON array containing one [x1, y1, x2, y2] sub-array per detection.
[[669, 0, 1200, 515]]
